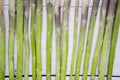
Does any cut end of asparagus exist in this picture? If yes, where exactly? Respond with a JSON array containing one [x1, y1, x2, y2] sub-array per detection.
[[92, 0, 100, 16], [55, 4, 61, 29], [47, 0, 52, 5], [107, 0, 117, 16], [9, 0, 15, 18], [24, 0, 30, 17], [64, 0, 71, 9], [55, 0, 60, 17], [0, 0, 3, 14], [81, 0, 89, 23], [82, 0, 89, 15]]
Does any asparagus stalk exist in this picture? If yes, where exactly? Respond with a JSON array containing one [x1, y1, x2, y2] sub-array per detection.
[[8, 0, 15, 79], [54, 0, 61, 80], [82, 0, 99, 79], [107, 0, 120, 80], [35, 0, 43, 79], [69, 0, 79, 80], [60, 0, 71, 80], [30, 0, 36, 79], [98, 0, 117, 80], [74, 0, 89, 80], [91, 0, 109, 79], [46, 0, 53, 80], [23, 0, 30, 80], [0, 0, 5, 79], [16, 0, 24, 79]]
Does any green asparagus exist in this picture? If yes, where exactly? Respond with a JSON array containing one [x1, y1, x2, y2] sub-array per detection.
[[8, 0, 15, 79], [35, 0, 43, 79], [16, 0, 24, 79], [91, 0, 109, 80], [60, 0, 71, 80], [75, 0, 89, 80], [46, 0, 53, 80], [23, 0, 30, 80], [54, 0, 61, 80], [0, 0, 5, 79], [107, 0, 120, 80], [98, 0, 117, 80], [30, 0, 36, 79], [69, 0, 79, 80], [83, 0, 99, 79]]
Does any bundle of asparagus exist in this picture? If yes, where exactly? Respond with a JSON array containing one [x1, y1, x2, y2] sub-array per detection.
[[8, 0, 15, 79], [23, 0, 30, 79], [30, 0, 36, 79], [98, 0, 117, 80], [83, 0, 100, 79], [46, 0, 53, 80], [16, 0, 24, 79], [60, 0, 71, 80], [35, 0, 43, 79], [54, 0, 61, 80], [0, 0, 5, 79], [74, 0, 89, 80], [0, 0, 120, 79], [91, 0, 109, 79], [107, 0, 120, 80], [69, 0, 79, 79]]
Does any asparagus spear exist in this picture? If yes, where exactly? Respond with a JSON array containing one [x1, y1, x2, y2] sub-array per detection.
[[91, 0, 109, 79], [98, 0, 117, 80], [8, 0, 15, 79], [46, 0, 53, 80], [16, 0, 24, 79], [30, 0, 36, 79], [107, 0, 120, 80], [0, 0, 5, 79], [69, 0, 79, 80], [74, 0, 89, 80], [54, 0, 61, 80], [23, 0, 30, 80], [35, 0, 43, 79], [82, 0, 99, 79], [60, 0, 71, 80]]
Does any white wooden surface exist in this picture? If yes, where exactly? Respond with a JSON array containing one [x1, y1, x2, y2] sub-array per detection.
[[3, 0, 120, 80]]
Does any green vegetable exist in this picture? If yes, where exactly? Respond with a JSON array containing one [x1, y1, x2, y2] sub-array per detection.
[[107, 0, 120, 80], [91, 0, 109, 80], [0, 0, 5, 79], [54, 0, 61, 80], [82, 0, 99, 79], [98, 0, 117, 80], [60, 0, 71, 80], [46, 0, 53, 80], [69, 0, 79, 80], [75, 0, 89, 80], [23, 0, 30, 80], [30, 0, 36, 79], [16, 0, 24, 79], [8, 0, 15, 79], [35, 0, 43, 79]]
